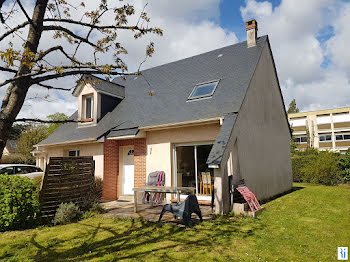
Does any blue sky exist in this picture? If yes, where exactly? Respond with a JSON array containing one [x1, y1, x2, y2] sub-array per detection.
[[219, 0, 281, 40]]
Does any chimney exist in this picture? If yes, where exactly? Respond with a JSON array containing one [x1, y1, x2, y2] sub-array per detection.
[[245, 19, 258, 48]]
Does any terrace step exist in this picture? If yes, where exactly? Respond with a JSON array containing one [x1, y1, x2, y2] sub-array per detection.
[[117, 195, 134, 202]]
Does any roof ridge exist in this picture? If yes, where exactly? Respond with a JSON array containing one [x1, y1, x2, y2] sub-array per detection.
[[112, 35, 268, 82]]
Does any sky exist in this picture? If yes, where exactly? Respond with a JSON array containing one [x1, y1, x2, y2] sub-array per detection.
[[1, 0, 350, 120]]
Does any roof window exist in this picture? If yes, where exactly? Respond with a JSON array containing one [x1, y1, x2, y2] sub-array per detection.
[[188, 80, 219, 100]]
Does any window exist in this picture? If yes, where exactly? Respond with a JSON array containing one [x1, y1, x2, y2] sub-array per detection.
[[335, 133, 350, 141], [68, 150, 80, 157], [10, 142, 17, 147], [188, 80, 219, 100], [84, 95, 94, 119], [127, 149, 134, 155], [319, 134, 332, 142], [15, 166, 36, 174], [0, 167, 14, 175], [293, 136, 307, 144]]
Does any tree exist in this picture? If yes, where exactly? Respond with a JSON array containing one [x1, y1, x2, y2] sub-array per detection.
[[47, 112, 68, 135], [17, 124, 48, 158], [287, 99, 300, 114], [8, 123, 27, 140], [0, 1, 162, 158]]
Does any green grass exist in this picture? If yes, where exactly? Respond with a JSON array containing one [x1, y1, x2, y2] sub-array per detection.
[[0, 183, 349, 261]]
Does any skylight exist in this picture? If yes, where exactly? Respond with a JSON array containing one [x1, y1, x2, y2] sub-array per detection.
[[188, 80, 219, 100]]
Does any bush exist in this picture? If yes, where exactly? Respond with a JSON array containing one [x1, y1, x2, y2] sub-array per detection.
[[0, 153, 35, 165], [81, 203, 106, 219], [53, 202, 81, 225], [292, 150, 342, 185], [0, 175, 40, 231], [339, 149, 350, 183]]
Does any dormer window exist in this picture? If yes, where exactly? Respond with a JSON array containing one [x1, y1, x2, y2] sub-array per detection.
[[84, 95, 94, 120]]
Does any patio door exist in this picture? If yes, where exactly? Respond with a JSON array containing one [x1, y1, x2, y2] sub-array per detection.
[[123, 146, 134, 195], [174, 143, 213, 200]]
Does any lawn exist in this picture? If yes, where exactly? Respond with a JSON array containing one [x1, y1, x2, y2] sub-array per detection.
[[0, 183, 349, 261]]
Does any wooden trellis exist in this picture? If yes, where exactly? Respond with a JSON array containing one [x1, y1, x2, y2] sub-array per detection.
[[40, 157, 95, 219]]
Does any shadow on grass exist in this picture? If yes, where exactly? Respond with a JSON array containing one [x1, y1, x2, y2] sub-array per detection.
[[260, 185, 305, 205], [25, 214, 264, 261]]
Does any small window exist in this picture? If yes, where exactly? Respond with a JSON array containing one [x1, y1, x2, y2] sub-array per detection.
[[84, 96, 94, 119], [188, 80, 219, 100], [319, 134, 332, 142], [68, 150, 80, 157], [10, 142, 17, 148], [344, 134, 350, 140], [336, 134, 343, 141], [128, 149, 134, 155], [0, 167, 14, 175], [294, 136, 307, 144]]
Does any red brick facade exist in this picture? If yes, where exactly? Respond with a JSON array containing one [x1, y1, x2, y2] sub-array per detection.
[[102, 138, 147, 200]]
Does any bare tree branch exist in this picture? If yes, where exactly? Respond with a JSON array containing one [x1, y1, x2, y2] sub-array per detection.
[[0, 66, 17, 73], [37, 82, 73, 91], [0, 21, 30, 42], [16, 0, 33, 25], [0, 0, 6, 23], [36, 45, 80, 64], [43, 18, 159, 32], [43, 25, 99, 49], [13, 118, 80, 123]]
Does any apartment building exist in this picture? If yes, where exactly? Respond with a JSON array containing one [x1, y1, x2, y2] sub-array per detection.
[[288, 107, 350, 153]]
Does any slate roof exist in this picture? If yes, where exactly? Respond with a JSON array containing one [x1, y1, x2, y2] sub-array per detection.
[[206, 113, 237, 165], [38, 36, 268, 146], [73, 75, 125, 98]]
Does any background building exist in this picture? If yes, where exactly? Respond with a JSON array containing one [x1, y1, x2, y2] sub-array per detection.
[[288, 107, 350, 153]]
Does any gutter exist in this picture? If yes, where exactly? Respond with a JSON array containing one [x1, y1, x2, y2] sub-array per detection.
[[33, 138, 96, 147], [139, 117, 222, 131]]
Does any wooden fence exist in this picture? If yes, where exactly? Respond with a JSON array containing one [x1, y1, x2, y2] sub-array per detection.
[[40, 157, 95, 219]]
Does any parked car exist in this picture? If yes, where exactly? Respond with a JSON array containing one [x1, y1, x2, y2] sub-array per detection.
[[0, 164, 43, 179]]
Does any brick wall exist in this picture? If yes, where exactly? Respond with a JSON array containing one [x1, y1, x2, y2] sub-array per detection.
[[102, 138, 146, 200]]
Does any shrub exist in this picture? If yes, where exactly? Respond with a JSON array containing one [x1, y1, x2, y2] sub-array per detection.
[[0, 175, 40, 231], [300, 151, 340, 185], [339, 149, 350, 183], [292, 150, 341, 185], [53, 202, 81, 225], [0, 153, 35, 165], [81, 203, 106, 219]]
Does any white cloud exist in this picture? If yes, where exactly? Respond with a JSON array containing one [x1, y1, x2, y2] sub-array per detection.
[[240, 0, 350, 111], [326, 2, 350, 70], [0, 0, 237, 119]]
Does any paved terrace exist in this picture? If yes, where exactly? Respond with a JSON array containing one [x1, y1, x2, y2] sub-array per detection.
[[102, 200, 214, 226]]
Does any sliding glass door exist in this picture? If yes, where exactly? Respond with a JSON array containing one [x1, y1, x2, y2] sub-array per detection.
[[174, 143, 213, 200]]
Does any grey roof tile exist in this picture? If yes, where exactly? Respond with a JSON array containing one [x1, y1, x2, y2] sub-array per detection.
[[206, 113, 237, 165], [38, 36, 267, 146]]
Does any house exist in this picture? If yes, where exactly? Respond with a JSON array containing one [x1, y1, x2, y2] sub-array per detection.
[[33, 20, 292, 214], [289, 107, 350, 153], [2, 140, 18, 155]]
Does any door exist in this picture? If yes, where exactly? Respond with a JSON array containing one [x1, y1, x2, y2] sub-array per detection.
[[123, 146, 134, 195], [174, 143, 213, 200]]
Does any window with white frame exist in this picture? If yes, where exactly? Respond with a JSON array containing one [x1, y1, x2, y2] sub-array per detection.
[[68, 150, 80, 157], [293, 136, 307, 144], [319, 134, 332, 142], [335, 133, 350, 141], [84, 95, 94, 119]]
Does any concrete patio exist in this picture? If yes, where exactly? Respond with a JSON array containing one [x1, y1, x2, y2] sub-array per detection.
[[102, 199, 214, 226]]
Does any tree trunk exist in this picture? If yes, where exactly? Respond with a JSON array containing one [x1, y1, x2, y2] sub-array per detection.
[[0, 0, 48, 159]]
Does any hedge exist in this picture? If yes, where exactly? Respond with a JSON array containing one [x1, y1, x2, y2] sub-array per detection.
[[0, 175, 40, 231], [291, 149, 350, 185]]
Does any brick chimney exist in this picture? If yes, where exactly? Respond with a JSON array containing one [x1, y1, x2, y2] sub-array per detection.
[[245, 19, 258, 48]]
